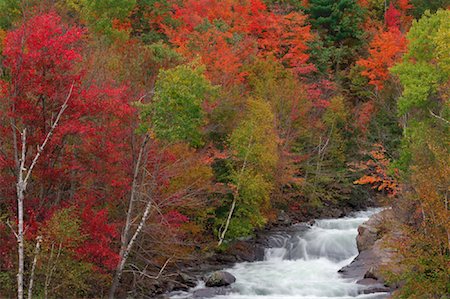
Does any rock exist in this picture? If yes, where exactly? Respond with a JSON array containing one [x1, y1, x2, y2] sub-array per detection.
[[225, 241, 265, 262], [277, 210, 292, 225], [339, 208, 402, 295], [364, 267, 378, 280], [357, 278, 379, 285], [205, 271, 236, 287], [357, 277, 391, 294], [361, 284, 391, 294], [214, 254, 237, 264], [171, 272, 197, 291], [193, 287, 229, 298]]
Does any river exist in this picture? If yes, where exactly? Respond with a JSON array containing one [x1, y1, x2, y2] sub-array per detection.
[[172, 209, 389, 299]]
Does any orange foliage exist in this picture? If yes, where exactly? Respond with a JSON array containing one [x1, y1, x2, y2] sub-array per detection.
[[163, 0, 313, 85], [354, 144, 400, 197], [357, 27, 407, 90]]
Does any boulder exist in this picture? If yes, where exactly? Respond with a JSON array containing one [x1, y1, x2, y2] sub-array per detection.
[[205, 271, 236, 287]]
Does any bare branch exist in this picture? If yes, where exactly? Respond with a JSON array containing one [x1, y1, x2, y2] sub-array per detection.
[[429, 109, 450, 125], [23, 83, 74, 185], [6, 219, 18, 239], [27, 235, 42, 299]]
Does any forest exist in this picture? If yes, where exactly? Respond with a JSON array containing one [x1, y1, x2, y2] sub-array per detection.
[[0, 0, 448, 298]]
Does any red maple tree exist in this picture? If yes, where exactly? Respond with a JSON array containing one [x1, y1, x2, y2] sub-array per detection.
[[0, 12, 134, 271]]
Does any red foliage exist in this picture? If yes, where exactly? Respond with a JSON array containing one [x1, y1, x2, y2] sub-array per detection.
[[163, 210, 189, 229], [356, 101, 375, 134], [76, 204, 120, 271], [357, 27, 407, 90], [307, 79, 336, 108], [163, 0, 313, 85], [0, 13, 134, 272], [385, 2, 401, 29]]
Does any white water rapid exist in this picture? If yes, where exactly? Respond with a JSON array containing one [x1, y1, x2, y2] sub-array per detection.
[[174, 209, 389, 299]]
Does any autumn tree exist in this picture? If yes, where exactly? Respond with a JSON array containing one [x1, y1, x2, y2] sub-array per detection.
[[245, 58, 310, 204], [163, 0, 313, 85], [386, 9, 450, 297], [109, 62, 216, 298], [0, 12, 133, 297], [217, 98, 278, 244], [357, 26, 407, 91]]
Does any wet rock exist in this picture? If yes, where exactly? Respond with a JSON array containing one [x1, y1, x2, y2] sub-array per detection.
[[339, 249, 376, 279], [357, 277, 391, 294], [357, 277, 379, 285], [172, 272, 197, 290], [225, 241, 265, 262], [193, 287, 229, 298], [205, 271, 236, 287], [214, 253, 237, 264]]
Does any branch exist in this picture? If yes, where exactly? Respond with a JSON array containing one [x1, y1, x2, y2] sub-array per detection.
[[125, 257, 173, 280], [27, 235, 42, 299], [23, 83, 73, 185], [429, 109, 450, 125], [6, 219, 18, 239]]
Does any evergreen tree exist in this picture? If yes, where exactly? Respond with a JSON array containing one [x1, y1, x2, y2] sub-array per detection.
[[308, 0, 365, 73]]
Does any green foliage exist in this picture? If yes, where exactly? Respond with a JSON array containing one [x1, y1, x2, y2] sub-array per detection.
[[229, 98, 278, 173], [384, 10, 450, 173], [347, 64, 372, 100], [65, 0, 135, 39], [385, 10, 450, 298], [0, 0, 20, 29], [323, 96, 351, 167], [307, 0, 365, 74], [263, 0, 308, 11], [219, 98, 278, 239], [410, 0, 450, 19], [130, 0, 175, 44], [308, 0, 365, 44], [307, 38, 333, 74], [391, 9, 450, 115], [147, 42, 184, 65], [27, 208, 108, 298], [244, 57, 311, 149], [139, 63, 217, 146], [298, 96, 355, 206]]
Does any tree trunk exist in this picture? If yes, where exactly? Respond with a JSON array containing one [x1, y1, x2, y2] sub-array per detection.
[[27, 236, 42, 299], [218, 137, 253, 246], [108, 135, 150, 299], [16, 129, 27, 299], [13, 86, 71, 299], [109, 195, 154, 299]]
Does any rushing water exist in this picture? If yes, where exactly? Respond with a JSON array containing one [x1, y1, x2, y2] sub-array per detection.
[[173, 209, 389, 299]]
